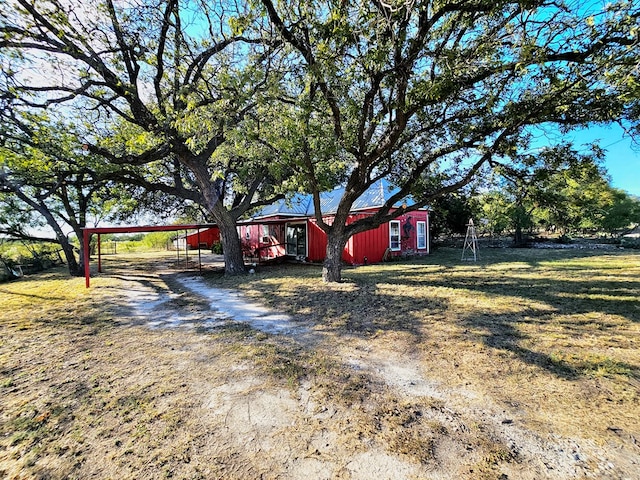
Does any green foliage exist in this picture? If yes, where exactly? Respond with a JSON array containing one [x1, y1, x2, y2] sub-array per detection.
[[258, 0, 640, 280], [484, 143, 613, 239], [2, 0, 639, 281], [114, 240, 146, 253], [0, 110, 138, 276], [243, 100, 346, 195], [0, 241, 63, 275], [620, 237, 640, 249], [211, 241, 223, 254], [0, 193, 47, 238], [474, 143, 640, 240], [599, 190, 640, 235], [429, 193, 479, 238], [142, 232, 174, 250], [477, 192, 513, 237], [111, 234, 144, 242], [1, 0, 310, 276]]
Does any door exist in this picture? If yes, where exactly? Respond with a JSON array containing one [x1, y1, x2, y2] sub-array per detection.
[[286, 224, 307, 257]]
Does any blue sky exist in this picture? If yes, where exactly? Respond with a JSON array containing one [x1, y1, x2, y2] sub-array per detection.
[[569, 124, 640, 197]]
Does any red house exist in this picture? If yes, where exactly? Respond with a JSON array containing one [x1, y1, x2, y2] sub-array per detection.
[[238, 180, 430, 265]]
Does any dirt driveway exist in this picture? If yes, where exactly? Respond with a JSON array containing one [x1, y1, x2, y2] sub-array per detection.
[[1, 254, 638, 479]]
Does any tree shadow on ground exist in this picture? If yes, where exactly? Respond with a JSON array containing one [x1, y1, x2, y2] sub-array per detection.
[[378, 247, 639, 324], [258, 282, 447, 343], [458, 310, 639, 380], [30, 249, 637, 382], [382, 270, 639, 322], [0, 286, 52, 301], [219, 250, 639, 380], [375, 251, 640, 378]]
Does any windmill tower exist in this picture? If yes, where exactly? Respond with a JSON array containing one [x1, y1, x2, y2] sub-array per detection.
[[461, 218, 479, 261]]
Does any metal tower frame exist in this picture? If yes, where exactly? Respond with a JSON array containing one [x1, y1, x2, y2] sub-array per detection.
[[462, 218, 479, 261]]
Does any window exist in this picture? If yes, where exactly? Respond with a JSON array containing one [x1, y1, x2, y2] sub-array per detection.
[[417, 221, 426, 249], [261, 224, 270, 243], [389, 221, 401, 251]]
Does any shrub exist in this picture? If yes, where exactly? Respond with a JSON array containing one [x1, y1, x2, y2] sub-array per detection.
[[142, 232, 174, 250], [620, 237, 640, 249], [211, 241, 223, 254], [0, 241, 65, 281], [555, 235, 573, 244]]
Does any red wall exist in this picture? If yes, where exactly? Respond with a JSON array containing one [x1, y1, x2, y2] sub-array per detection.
[[382, 210, 430, 261], [316, 209, 430, 265], [238, 223, 286, 260], [307, 219, 328, 262], [236, 209, 428, 264], [343, 213, 391, 264], [185, 227, 220, 249]]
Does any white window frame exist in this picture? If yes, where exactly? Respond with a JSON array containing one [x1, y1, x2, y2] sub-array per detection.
[[261, 224, 270, 243], [416, 221, 426, 250], [389, 220, 401, 251]]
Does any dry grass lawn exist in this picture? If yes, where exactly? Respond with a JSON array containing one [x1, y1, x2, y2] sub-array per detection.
[[0, 247, 638, 479]]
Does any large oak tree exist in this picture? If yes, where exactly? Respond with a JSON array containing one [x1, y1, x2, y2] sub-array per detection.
[[0, 0, 286, 275], [0, 110, 119, 275], [262, 0, 639, 281]]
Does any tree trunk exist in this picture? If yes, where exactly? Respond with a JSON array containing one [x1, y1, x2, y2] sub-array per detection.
[[8, 189, 84, 276], [513, 223, 524, 246], [189, 161, 246, 276], [43, 213, 82, 276], [210, 201, 246, 275], [219, 217, 246, 275], [512, 201, 527, 247], [61, 235, 82, 276], [322, 230, 348, 283]]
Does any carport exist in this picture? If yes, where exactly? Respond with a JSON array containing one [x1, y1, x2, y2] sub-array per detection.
[[81, 224, 217, 288]]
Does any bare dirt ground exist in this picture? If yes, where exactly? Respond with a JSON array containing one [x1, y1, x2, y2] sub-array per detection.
[[1, 251, 638, 479]]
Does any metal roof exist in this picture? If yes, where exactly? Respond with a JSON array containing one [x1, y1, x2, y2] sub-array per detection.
[[252, 192, 313, 218], [251, 179, 415, 219]]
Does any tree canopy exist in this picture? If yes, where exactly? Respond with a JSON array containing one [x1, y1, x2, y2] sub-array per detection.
[[261, 0, 639, 280], [1, 0, 639, 282], [0, 0, 293, 274], [0, 109, 122, 275], [472, 143, 640, 241]]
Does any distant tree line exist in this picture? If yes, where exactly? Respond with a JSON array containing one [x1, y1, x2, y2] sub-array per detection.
[[429, 144, 640, 243]]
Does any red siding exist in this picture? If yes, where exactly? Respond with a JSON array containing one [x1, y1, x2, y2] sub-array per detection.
[[341, 210, 429, 264], [341, 213, 386, 264], [185, 227, 220, 249], [307, 219, 327, 262], [237, 208, 429, 265], [239, 223, 286, 260]]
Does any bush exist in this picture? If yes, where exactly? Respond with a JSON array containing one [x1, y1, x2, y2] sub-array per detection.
[[555, 235, 573, 244], [620, 237, 640, 249], [211, 241, 223, 254], [118, 240, 145, 252], [142, 231, 174, 250], [0, 241, 63, 280]]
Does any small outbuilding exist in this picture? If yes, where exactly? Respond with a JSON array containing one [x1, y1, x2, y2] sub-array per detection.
[[176, 226, 221, 250]]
